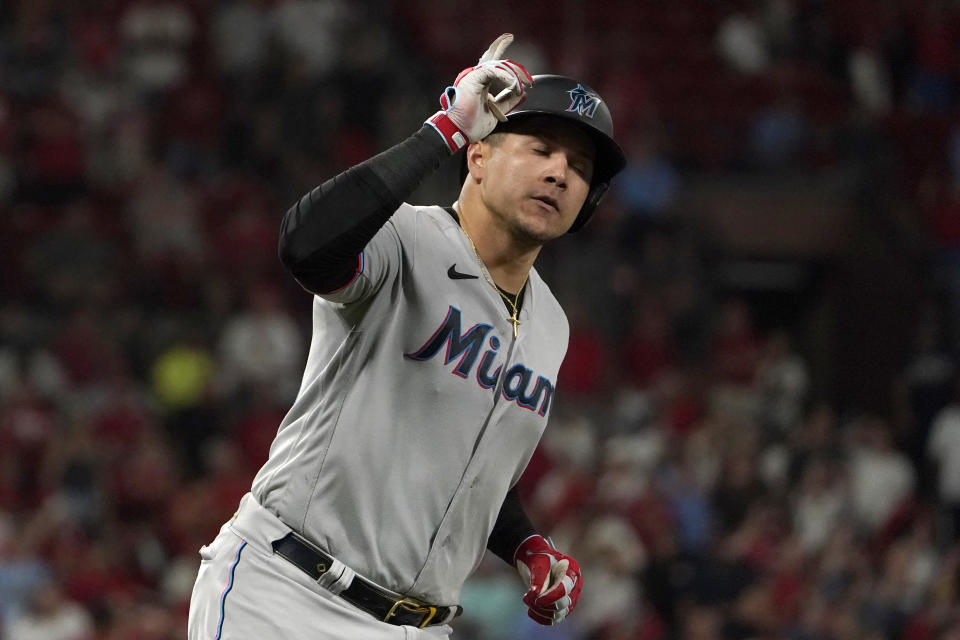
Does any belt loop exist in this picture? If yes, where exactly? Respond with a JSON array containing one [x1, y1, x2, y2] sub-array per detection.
[[441, 605, 463, 625], [317, 559, 355, 595]]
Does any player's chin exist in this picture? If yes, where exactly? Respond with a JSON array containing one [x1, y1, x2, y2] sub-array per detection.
[[513, 209, 573, 243], [511, 219, 564, 245]]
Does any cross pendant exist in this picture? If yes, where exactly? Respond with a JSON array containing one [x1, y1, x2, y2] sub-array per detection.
[[508, 315, 520, 338]]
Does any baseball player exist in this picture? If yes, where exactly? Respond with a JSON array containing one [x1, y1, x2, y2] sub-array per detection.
[[187, 33, 625, 639]]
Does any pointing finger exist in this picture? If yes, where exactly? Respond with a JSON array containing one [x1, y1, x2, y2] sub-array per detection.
[[479, 33, 513, 63]]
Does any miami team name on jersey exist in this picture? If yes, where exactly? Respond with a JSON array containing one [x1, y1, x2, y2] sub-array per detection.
[[405, 305, 555, 416]]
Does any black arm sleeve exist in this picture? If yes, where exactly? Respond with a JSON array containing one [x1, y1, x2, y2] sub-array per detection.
[[278, 125, 451, 293], [487, 487, 538, 565]]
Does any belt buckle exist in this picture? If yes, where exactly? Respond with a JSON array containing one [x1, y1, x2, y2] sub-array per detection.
[[384, 598, 438, 629]]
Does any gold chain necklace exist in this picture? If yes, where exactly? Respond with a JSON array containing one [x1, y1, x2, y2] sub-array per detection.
[[460, 220, 529, 339]]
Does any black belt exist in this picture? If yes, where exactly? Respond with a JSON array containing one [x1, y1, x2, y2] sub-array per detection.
[[271, 533, 461, 629]]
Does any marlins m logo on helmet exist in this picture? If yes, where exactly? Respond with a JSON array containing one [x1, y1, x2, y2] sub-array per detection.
[[566, 84, 600, 118]]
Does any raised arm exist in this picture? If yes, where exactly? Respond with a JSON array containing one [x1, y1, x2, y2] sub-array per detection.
[[277, 33, 531, 294]]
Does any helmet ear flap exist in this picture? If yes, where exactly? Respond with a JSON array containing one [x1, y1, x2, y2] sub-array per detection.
[[568, 181, 609, 233]]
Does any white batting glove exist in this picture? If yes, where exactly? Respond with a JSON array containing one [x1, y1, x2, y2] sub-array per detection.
[[425, 33, 534, 153], [514, 535, 582, 625]]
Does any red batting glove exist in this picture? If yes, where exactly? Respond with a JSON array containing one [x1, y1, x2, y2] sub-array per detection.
[[514, 534, 582, 625], [425, 33, 533, 153]]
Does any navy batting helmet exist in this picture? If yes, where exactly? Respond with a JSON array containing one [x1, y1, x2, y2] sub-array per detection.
[[489, 74, 626, 232]]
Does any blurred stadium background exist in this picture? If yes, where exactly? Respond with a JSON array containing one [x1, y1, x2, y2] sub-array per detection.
[[2, 0, 960, 638]]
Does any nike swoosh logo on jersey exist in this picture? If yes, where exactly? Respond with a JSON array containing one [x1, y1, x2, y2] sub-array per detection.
[[447, 264, 478, 280]]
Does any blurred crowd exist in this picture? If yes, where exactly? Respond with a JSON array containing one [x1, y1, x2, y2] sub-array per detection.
[[1, 0, 960, 639]]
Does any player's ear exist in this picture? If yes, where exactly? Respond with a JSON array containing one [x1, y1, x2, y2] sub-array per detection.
[[465, 141, 487, 182]]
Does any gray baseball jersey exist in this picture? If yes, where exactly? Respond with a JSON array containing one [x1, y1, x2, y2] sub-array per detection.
[[250, 203, 569, 605]]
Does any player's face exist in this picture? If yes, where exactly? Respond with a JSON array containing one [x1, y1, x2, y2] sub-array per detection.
[[478, 119, 595, 244]]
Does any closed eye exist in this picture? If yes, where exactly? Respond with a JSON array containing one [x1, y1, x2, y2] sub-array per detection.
[[531, 143, 592, 179]]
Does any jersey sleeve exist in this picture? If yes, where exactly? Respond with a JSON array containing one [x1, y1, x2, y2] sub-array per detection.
[[316, 212, 406, 305], [278, 126, 449, 296]]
